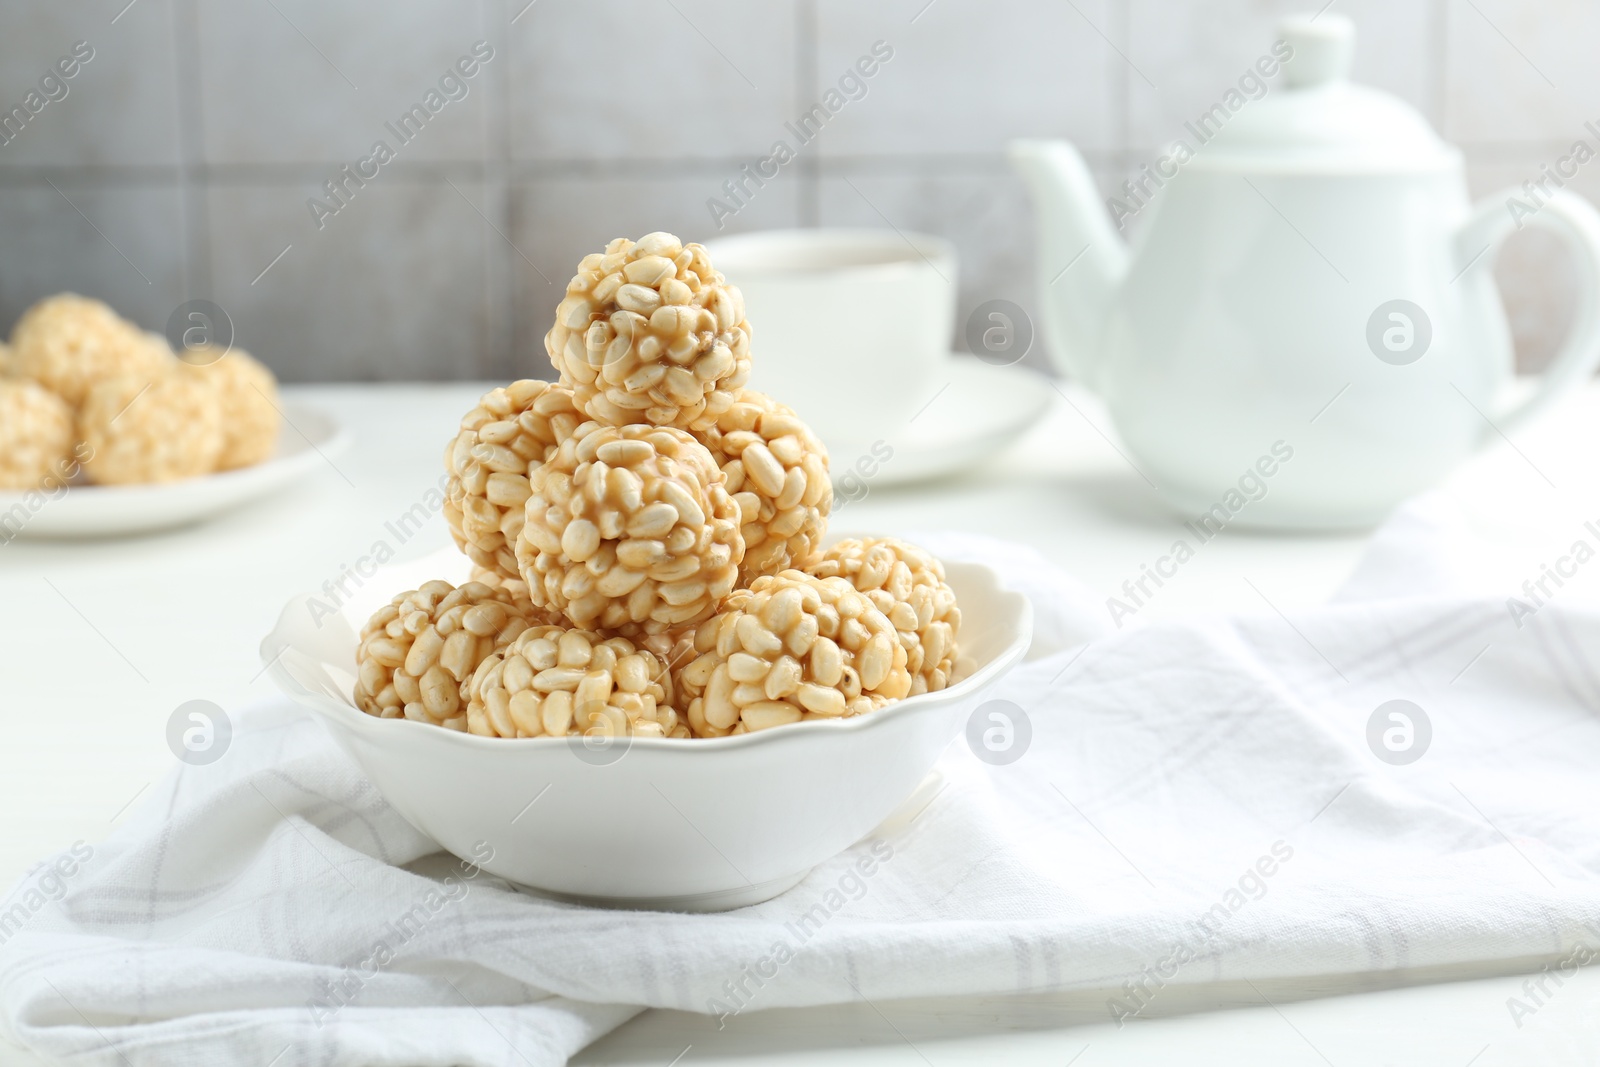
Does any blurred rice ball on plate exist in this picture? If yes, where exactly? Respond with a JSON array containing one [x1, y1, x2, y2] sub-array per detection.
[[9, 294, 169, 407], [0, 380, 76, 489], [79, 362, 224, 485], [177, 344, 282, 471]]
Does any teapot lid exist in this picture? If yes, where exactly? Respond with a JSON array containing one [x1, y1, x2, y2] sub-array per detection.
[[1183, 15, 1459, 173]]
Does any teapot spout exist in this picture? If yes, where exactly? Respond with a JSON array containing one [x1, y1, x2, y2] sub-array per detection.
[[1009, 139, 1128, 387]]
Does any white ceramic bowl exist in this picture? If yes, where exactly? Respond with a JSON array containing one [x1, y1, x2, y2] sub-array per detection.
[[0, 403, 349, 540], [261, 548, 1031, 911]]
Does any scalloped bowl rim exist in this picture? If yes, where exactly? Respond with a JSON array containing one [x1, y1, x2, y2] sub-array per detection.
[[262, 556, 1031, 756]]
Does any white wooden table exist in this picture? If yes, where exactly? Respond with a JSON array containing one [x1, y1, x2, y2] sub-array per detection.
[[4, 380, 1593, 1065]]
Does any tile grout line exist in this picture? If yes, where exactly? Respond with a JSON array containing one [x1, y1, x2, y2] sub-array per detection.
[[0, 139, 1580, 193], [796, 0, 819, 227], [169, 0, 210, 302], [163, 0, 190, 298], [0, 156, 1066, 182], [2, 1, 1536, 388], [1431, 0, 1451, 136], [1112, 0, 1131, 175], [487, 0, 515, 378]]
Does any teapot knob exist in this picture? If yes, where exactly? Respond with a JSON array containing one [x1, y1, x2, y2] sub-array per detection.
[[1279, 12, 1355, 89]]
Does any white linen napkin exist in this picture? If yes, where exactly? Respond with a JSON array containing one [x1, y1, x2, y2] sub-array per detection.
[[6, 511, 1600, 1066]]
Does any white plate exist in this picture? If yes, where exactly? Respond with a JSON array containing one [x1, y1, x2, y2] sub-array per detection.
[[0, 403, 349, 540], [824, 357, 1052, 488], [261, 545, 1032, 912]]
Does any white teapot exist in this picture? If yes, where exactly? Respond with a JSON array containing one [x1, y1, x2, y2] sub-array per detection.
[[1012, 14, 1600, 529]]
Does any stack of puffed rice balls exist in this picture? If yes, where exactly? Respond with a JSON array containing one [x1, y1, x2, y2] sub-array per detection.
[[0, 293, 281, 490], [356, 232, 962, 740]]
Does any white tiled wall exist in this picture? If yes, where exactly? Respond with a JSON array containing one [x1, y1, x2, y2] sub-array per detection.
[[0, 0, 1587, 379], [1124, 0, 1439, 150]]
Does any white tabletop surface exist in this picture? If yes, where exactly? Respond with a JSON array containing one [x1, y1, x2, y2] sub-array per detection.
[[3, 378, 1593, 1065]]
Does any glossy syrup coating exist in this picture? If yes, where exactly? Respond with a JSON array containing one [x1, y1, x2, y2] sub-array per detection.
[[546, 232, 751, 432], [444, 379, 582, 583], [465, 623, 684, 739], [809, 537, 961, 695], [674, 570, 911, 737], [699, 389, 831, 584], [515, 422, 744, 637], [354, 580, 541, 730]]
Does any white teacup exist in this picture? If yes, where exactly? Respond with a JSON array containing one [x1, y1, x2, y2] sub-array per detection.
[[706, 229, 957, 445]]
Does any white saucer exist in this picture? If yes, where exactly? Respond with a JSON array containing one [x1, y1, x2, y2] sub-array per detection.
[[0, 403, 350, 540], [822, 356, 1052, 488]]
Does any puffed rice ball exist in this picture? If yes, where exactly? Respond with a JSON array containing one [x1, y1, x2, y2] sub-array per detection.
[[444, 379, 581, 583], [516, 422, 744, 636], [469, 564, 532, 604], [79, 369, 223, 485], [10, 294, 170, 406], [465, 624, 685, 739], [675, 570, 911, 737], [0, 380, 75, 489], [702, 390, 832, 583], [809, 538, 961, 695], [466, 564, 563, 628], [179, 345, 281, 470], [546, 232, 752, 431], [355, 580, 540, 729]]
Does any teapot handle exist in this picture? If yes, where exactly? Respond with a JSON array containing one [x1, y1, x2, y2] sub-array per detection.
[[1455, 188, 1600, 435]]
